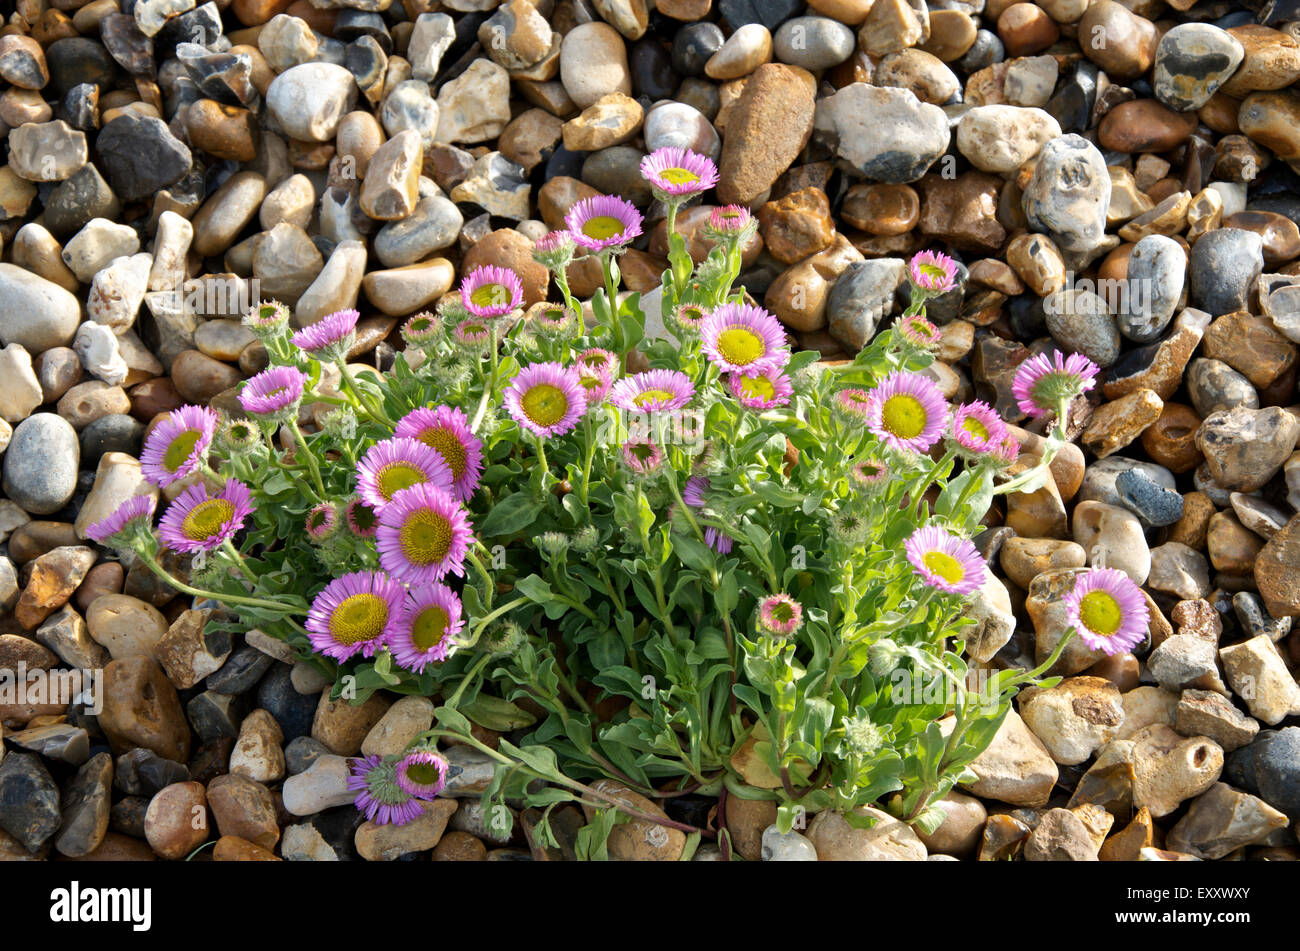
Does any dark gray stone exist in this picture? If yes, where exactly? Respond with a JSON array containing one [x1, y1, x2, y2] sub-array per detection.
[[1189, 228, 1263, 317]]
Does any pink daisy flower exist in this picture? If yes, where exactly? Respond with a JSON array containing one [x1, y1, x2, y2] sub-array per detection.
[[453, 318, 491, 347], [950, 400, 1008, 458], [305, 502, 338, 540], [673, 302, 708, 330], [640, 147, 719, 197], [864, 371, 948, 454], [141, 404, 218, 488], [994, 433, 1021, 467], [707, 205, 753, 235], [729, 367, 792, 409], [576, 348, 620, 380], [1064, 568, 1149, 655], [504, 362, 587, 439], [908, 250, 959, 294], [608, 369, 695, 413], [394, 748, 451, 799], [347, 754, 424, 826], [1012, 351, 1100, 419], [355, 437, 456, 512], [157, 478, 255, 554], [532, 229, 576, 271], [238, 366, 307, 419], [758, 594, 803, 638], [394, 406, 484, 502], [401, 312, 439, 349], [850, 458, 890, 489], [700, 302, 789, 375], [460, 265, 523, 319], [904, 526, 986, 596], [244, 300, 290, 336], [291, 308, 359, 358], [375, 483, 474, 585], [306, 570, 404, 662], [86, 494, 156, 548], [897, 314, 941, 350], [622, 437, 664, 475], [565, 194, 643, 252], [345, 498, 378, 538], [834, 388, 873, 421], [681, 475, 735, 554], [576, 366, 613, 409], [388, 583, 464, 673]]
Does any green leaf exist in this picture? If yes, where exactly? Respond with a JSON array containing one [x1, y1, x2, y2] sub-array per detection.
[[460, 693, 538, 731], [478, 492, 544, 537]]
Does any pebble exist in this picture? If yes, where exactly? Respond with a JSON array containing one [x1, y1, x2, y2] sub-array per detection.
[[1023, 134, 1111, 260], [773, 17, 854, 70], [0, 263, 83, 354], [1147, 543, 1211, 601], [1196, 406, 1300, 492], [1166, 782, 1288, 860], [806, 805, 927, 861], [1189, 228, 1264, 316], [962, 710, 1058, 807], [957, 105, 1060, 174], [143, 781, 208, 860], [93, 114, 192, 203], [355, 798, 458, 861], [826, 258, 906, 352], [705, 24, 772, 80], [207, 773, 279, 851], [1, 414, 80, 516], [1186, 358, 1258, 418], [1219, 635, 1300, 725], [99, 657, 190, 763], [814, 83, 949, 184], [717, 64, 814, 205], [1020, 676, 1124, 765], [266, 62, 358, 142], [1117, 235, 1185, 342], [560, 22, 632, 110], [1176, 690, 1260, 753], [282, 754, 357, 816], [1154, 25, 1245, 113]]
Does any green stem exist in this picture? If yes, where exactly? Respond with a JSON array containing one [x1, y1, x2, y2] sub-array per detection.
[[337, 361, 393, 429], [138, 551, 303, 618], [470, 595, 530, 640], [221, 538, 253, 579], [470, 323, 500, 434], [288, 418, 327, 499], [445, 652, 494, 709], [665, 470, 706, 545]]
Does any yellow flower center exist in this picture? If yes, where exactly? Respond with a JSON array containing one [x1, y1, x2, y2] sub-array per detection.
[[738, 375, 775, 401], [376, 462, 427, 502], [404, 761, 443, 785], [1079, 590, 1123, 636], [716, 327, 764, 367], [769, 601, 795, 624], [961, 416, 989, 441], [461, 321, 486, 337], [399, 508, 453, 565], [922, 550, 965, 585], [521, 383, 569, 426], [471, 283, 510, 308], [633, 388, 675, 407], [417, 427, 467, 480], [409, 317, 432, 333], [329, 593, 389, 645], [581, 216, 625, 240], [181, 498, 235, 541], [411, 605, 450, 651], [164, 430, 202, 472], [881, 394, 927, 439], [659, 167, 699, 185]]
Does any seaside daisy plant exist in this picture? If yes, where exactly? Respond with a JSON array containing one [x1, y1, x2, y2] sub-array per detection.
[[87, 148, 1142, 856]]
